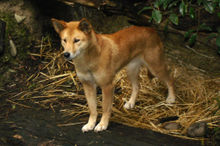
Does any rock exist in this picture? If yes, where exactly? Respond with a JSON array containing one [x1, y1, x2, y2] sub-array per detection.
[[14, 13, 26, 23], [9, 38, 17, 57], [187, 122, 207, 137], [163, 122, 181, 130]]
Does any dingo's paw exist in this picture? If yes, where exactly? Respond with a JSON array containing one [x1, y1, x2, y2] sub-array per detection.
[[124, 101, 135, 109], [94, 123, 108, 132], [82, 123, 95, 132], [166, 96, 175, 104]]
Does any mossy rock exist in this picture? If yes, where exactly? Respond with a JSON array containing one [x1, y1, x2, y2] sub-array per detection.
[[0, 11, 32, 87]]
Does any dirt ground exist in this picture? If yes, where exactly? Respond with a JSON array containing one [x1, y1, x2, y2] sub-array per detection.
[[1, 107, 203, 146], [0, 0, 219, 146]]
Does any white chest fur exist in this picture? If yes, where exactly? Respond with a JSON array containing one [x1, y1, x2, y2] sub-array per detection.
[[77, 71, 95, 83], [76, 69, 109, 86]]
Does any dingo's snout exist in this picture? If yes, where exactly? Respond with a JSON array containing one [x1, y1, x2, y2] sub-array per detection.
[[63, 52, 70, 59]]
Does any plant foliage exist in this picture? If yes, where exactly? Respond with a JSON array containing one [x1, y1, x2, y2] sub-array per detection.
[[138, 0, 220, 50]]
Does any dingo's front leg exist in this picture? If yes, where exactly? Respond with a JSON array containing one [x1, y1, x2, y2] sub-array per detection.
[[94, 83, 113, 132], [81, 82, 98, 132]]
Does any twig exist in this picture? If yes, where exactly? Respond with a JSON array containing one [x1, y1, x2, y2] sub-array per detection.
[[6, 99, 32, 109], [185, 45, 214, 59], [57, 122, 85, 127]]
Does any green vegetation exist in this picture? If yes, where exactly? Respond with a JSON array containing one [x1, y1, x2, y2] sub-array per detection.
[[138, 0, 220, 50], [0, 11, 31, 86], [0, 12, 31, 59], [138, 1, 220, 141]]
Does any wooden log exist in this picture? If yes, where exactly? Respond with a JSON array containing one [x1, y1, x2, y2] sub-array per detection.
[[58, 0, 152, 26]]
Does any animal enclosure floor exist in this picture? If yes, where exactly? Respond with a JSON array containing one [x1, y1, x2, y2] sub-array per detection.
[[0, 107, 201, 146], [0, 30, 218, 146], [0, 2, 219, 144]]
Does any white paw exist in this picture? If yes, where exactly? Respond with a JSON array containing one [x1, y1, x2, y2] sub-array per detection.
[[124, 101, 135, 109], [166, 97, 175, 104], [94, 123, 108, 132], [82, 123, 95, 133]]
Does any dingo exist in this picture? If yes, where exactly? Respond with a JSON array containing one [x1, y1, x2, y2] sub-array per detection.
[[51, 18, 175, 132]]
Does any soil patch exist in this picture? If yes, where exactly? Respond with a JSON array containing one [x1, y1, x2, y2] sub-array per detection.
[[0, 107, 201, 146]]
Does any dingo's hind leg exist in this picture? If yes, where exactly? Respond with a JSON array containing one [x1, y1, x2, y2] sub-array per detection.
[[143, 47, 175, 104], [124, 58, 141, 109]]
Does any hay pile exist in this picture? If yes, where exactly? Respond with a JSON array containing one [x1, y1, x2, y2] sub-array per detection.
[[16, 37, 219, 140]]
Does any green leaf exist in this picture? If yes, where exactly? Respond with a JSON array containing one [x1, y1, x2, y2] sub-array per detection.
[[198, 23, 212, 31], [185, 4, 188, 14], [197, 0, 203, 5], [184, 30, 194, 40], [168, 0, 179, 9], [204, 33, 217, 44], [179, 1, 186, 16], [162, 0, 169, 10], [152, 10, 162, 24], [160, 0, 173, 10], [188, 33, 197, 46], [218, 0, 220, 7], [189, 7, 195, 19], [169, 13, 178, 25], [148, 16, 153, 23], [206, 33, 217, 41], [154, 0, 160, 9], [137, 6, 152, 15], [204, 1, 214, 13], [184, 32, 191, 40], [217, 12, 220, 18], [154, 0, 164, 9], [216, 35, 220, 47]]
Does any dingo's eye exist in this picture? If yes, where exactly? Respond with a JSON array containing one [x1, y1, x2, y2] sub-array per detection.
[[74, 38, 80, 43], [63, 39, 67, 43]]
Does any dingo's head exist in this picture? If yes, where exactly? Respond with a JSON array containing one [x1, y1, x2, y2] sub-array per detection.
[[51, 18, 93, 60]]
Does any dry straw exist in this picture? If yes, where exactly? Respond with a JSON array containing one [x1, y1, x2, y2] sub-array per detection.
[[15, 37, 219, 140]]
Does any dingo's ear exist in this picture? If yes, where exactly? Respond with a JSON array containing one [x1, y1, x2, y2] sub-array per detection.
[[78, 18, 92, 34], [51, 18, 66, 34]]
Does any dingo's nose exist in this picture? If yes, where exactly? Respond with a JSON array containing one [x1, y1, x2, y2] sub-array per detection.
[[64, 52, 70, 59]]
